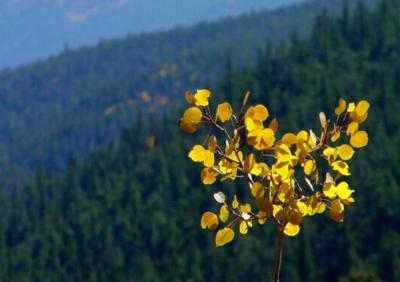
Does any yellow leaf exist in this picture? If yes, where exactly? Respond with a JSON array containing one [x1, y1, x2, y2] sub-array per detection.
[[283, 222, 300, 236], [194, 89, 211, 106], [295, 201, 308, 215], [219, 169, 238, 181], [245, 117, 255, 131], [254, 162, 270, 178], [232, 195, 239, 209], [183, 107, 202, 123], [251, 182, 264, 198], [201, 168, 218, 184], [215, 227, 235, 247], [244, 153, 256, 173], [247, 128, 275, 150], [200, 212, 219, 230], [247, 219, 253, 228], [355, 100, 370, 116], [323, 182, 336, 199], [335, 98, 346, 115], [256, 197, 270, 213], [226, 149, 243, 163], [306, 195, 325, 215], [281, 133, 298, 145], [337, 144, 355, 160], [316, 202, 326, 214], [350, 111, 368, 124], [275, 162, 290, 179], [188, 145, 206, 162], [219, 205, 229, 223], [323, 146, 338, 161], [188, 145, 214, 167], [346, 121, 359, 136], [288, 211, 303, 225], [332, 161, 351, 176], [185, 91, 195, 104], [331, 199, 344, 214], [203, 150, 215, 168], [275, 143, 291, 157], [347, 102, 355, 112], [297, 130, 308, 142], [342, 197, 355, 205], [330, 210, 344, 222], [350, 131, 368, 148], [336, 182, 353, 200], [250, 163, 262, 176], [216, 102, 233, 122], [240, 203, 251, 213], [207, 135, 217, 152], [257, 211, 267, 224], [272, 205, 284, 219], [239, 221, 248, 234], [268, 118, 279, 133], [179, 107, 202, 133], [253, 104, 269, 121], [309, 129, 317, 148], [304, 159, 315, 176]]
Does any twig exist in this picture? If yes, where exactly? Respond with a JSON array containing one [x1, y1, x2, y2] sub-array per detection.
[[274, 227, 284, 282]]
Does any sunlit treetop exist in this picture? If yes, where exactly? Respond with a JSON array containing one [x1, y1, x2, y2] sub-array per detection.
[[179, 89, 369, 247]]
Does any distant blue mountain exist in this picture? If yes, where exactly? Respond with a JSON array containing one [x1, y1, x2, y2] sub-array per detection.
[[0, 0, 304, 69]]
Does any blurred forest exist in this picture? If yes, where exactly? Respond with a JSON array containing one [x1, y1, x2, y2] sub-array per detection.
[[0, 0, 399, 281], [0, 0, 375, 187]]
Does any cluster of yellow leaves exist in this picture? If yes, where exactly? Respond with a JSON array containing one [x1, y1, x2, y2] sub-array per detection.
[[179, 89, 369, 247]]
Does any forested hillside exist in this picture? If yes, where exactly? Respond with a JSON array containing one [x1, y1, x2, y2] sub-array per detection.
[[0, 0, 376, 186], [0, 1, 399, 281], [0, 0, 304, 69]]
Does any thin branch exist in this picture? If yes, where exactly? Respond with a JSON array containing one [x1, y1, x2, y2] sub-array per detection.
[[274, 227, 285, 282]]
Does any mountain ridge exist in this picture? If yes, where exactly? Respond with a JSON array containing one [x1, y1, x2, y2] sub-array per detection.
[[0, 0, 304, 69]]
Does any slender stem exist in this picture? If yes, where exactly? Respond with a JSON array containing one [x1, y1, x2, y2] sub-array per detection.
[[274, 228, 284, 282]]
